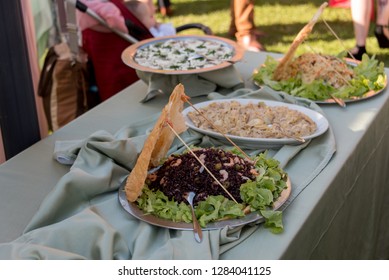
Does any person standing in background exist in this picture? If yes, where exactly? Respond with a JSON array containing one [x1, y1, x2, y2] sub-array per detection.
[[157, 0, 173, 16], [349, 0, 389, 60], [229, 0, 265, 52]]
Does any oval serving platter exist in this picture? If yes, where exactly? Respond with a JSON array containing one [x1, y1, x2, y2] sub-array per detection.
[[118, 177, 291, 231], [182, 99, 329, 149]]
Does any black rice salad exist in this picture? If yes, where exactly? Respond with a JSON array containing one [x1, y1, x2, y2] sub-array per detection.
[[145, 148, 258, 204]]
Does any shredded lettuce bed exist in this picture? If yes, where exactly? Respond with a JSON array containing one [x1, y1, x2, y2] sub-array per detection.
[[136, 149, 288, 233], [252, 54, 386, 101]]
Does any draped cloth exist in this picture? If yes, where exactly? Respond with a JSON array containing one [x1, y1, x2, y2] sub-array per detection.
[[0, 87, 335, 259]]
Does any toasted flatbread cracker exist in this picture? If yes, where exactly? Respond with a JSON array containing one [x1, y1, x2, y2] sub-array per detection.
[[150, 86, 188, 167], [125, 84, 189, 202], [273, 2, 328, 81]]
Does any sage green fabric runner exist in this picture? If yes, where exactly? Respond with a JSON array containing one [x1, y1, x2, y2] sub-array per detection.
[[136, 65, 244, 102], [0, 87, 335, 259]]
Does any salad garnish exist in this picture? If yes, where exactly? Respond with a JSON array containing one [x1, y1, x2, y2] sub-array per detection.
[[253, 53, 386, 101], [136, 148, 288, 232]]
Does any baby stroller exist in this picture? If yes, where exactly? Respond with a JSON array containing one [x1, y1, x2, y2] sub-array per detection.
[[75, 0, 213, 101]]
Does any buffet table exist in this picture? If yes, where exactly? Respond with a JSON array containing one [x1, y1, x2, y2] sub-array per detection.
[[0, 51, 388, 259]]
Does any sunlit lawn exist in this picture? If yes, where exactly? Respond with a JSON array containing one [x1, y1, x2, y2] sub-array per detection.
[[157, 0, 389, 65]]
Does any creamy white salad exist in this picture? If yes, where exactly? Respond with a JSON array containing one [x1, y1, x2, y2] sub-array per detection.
[[187, 101, 317, 139], [134, 38, 234, 71]]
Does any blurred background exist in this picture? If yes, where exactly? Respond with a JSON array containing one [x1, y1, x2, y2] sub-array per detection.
[[159, 0, 389, 65]]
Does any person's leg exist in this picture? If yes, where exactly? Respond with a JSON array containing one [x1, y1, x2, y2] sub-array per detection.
[[231, 0, 264, 51], [158, 0, 172, 16], [157, 0, 165, 8], [234, 0, 254, 37], [350, 0, 372, 58], [351, 0, 371, 46], [375, 0, 389, 47], [228, 0, 236, 37], [376, 0, 389, 25]]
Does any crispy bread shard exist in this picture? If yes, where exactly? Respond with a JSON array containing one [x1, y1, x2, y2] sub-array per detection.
[[272, 2, 328, 81], [125, 84, 189, 202]]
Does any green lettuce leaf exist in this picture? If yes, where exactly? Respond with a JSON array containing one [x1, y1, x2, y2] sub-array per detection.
[[137, 186, 192, 223], [260, 210, 284, 234], [196, 195, 245, 227]]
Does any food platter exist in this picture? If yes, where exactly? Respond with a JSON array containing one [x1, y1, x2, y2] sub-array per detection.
[[253, 55, 387, 105], [118, 176, 291, 231], [182, 99, 329, 149], [121, 35, 244, 75]]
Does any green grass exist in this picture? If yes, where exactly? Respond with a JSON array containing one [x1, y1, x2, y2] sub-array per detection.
[[157, 0, 389, 65]]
